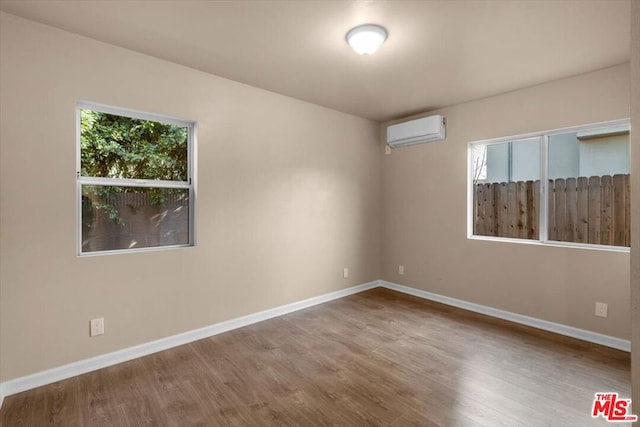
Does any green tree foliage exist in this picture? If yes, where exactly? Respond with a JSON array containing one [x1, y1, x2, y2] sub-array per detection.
[[80, 110, 188, 224], [81, 109, 187, 181]]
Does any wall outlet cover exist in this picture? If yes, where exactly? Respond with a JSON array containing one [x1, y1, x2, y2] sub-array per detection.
[[90, 318, 105, 336], [595, 302, 608, 318]]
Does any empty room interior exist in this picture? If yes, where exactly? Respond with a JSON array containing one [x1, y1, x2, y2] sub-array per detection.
[[0, 0, 639, 426]]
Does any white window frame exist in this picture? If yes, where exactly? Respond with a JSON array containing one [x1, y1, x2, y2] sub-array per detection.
[[467, 118, 630, 252], [76, 101, 197, 256]]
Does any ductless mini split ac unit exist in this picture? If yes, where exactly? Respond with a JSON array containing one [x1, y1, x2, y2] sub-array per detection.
[[386, 115, 446, 148]]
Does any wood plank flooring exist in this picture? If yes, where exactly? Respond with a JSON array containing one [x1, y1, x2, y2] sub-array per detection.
[[0, 288, 631, 426]]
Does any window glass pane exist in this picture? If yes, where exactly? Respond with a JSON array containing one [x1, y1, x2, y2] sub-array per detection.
[[472, 138, 540, 240], [547, 128, 630, 246], [82, 185, 190, 253], [80, 110, 188, 181]]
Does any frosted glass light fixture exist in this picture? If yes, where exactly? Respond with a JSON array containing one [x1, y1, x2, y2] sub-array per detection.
[[346, 24, 388, 55]]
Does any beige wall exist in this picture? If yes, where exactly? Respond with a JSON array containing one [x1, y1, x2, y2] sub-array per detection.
[[630, 0, 639, 409], [381, 64, 631, 340], [0, 13, 381, 382]]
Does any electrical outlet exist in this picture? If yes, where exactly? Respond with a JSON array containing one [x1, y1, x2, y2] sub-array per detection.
[[385, 146, 391, 155], [595, 302, 608, 318], [343, 267, 349, 279], [90, 318, 105, 336], [399, 265, 405, 275]]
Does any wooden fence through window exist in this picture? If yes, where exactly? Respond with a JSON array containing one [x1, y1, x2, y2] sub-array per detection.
[[473, 174, 630, 246]]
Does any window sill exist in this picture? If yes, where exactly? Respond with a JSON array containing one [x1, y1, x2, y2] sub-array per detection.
[[467, 235, 630, 253], [78, 243, 195, 257]]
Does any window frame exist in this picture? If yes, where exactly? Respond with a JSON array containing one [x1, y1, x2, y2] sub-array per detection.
[[467, 118, 630, 252], [76, 101, 197, 256]]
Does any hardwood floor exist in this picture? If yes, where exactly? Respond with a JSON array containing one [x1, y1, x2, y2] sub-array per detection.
[[0, 288, 631, 426]]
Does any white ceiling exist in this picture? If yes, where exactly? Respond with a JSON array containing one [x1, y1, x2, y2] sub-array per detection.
[[0, 0, 631, 122]]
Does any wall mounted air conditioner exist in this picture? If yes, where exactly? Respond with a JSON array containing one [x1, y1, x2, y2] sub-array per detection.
[[386, 115, 446, 148]]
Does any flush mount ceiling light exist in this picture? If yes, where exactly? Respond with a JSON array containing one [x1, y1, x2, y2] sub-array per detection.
[[345, 24, 388, 55]]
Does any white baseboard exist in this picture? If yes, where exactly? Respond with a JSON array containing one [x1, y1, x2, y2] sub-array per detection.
[[379, 280, 631, 352], [0, 280, 379, 403], [0, 279, 630, 408]]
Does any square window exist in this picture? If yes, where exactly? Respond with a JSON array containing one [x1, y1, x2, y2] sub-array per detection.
[[547, 127, 629, 246], [472, 137, 541, 240], [78, 103, 195, 255]]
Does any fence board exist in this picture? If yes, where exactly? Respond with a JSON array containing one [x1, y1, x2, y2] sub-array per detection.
[[516, 181, 527, 239], [529, 181, 540, 239], [548, 180, 556, 241], [497, 183, 508, 237], [524, 181, 537, 239], [600, 175, 613, 245], [554, 179, 567, 242], [507, 182, 518, 238], [625, 175, 631, 246], [486, 184, 496, 236], [474, 184, 485, 236], [576, 177, 589, 243], [612, 175, 626, 246], [588, 176, 601, 245], [565, 178, 577, 243]]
